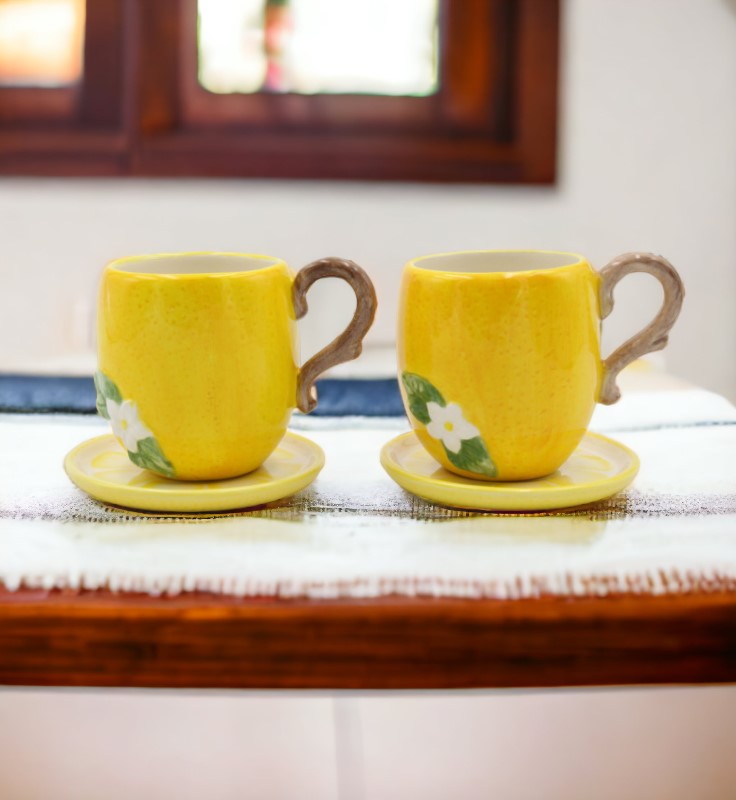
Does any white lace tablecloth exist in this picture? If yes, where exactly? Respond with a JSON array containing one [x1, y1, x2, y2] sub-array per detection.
[[1, 386, 735, 600]]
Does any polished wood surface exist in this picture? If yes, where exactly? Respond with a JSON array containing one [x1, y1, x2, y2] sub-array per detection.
[[1, 589, 734, 689]]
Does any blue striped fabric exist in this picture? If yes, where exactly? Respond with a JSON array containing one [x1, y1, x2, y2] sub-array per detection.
[[0, 374, 405, 417]]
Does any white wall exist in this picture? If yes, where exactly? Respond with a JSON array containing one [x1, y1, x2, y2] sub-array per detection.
[[1, 687, 736, 799], [1, 0, 735, 399]]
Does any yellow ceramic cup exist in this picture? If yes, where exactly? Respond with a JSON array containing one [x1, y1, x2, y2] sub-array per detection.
[[96, 252, 377, 480], [398, 250, 684, 481]]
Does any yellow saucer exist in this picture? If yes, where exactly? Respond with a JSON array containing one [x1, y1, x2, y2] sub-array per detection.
[[380, 431, 639, 512], [64, 431, 324, 513]]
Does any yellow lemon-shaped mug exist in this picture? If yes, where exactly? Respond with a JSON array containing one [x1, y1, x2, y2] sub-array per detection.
[[398, 250, 684, 481], [96, 253, 377, 480]]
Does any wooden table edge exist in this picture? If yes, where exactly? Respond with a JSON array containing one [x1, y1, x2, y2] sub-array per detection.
[[1, 588, 735, 689]]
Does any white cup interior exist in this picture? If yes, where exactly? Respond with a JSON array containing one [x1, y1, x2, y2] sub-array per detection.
[[412, 250, 584, 273], [109, 253, 281, 275]]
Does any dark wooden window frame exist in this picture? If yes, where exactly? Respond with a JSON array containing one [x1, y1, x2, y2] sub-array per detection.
[[0, 0, 128, 175], [0, 0, 559, 182]]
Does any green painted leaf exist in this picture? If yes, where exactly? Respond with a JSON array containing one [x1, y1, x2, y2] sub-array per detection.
[[94, 375, 109, 419], [444, 436, 497, 478], [94, 371, 122, 420], [401, 372, 445, 424], [93, 371, 117, 418], [128, 436, 175, 478]]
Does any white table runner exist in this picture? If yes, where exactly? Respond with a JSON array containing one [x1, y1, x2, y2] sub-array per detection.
[[1, 388, 735, 600]]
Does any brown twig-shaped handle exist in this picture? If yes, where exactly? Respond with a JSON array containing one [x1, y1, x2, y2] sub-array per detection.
[[293, 257, 378, 413], [599, 252, 684, 405]]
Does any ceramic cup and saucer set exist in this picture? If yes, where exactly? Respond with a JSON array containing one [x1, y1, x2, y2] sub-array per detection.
[[64, 249, 684, 513], [64, 253, 377, 512]]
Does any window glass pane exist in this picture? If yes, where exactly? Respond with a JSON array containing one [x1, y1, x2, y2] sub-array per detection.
[[0, 0, 85, 87], [198, 0, 438, 96]]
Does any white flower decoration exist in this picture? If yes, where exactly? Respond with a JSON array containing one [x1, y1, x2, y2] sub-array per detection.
[[106, 398, 153, 454], [425, 401, 480, 454]]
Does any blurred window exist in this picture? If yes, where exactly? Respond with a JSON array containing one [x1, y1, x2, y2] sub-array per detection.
[[0, 0, 85, 87], [0, 0, 560, 182], [198, 0, 438, 96]]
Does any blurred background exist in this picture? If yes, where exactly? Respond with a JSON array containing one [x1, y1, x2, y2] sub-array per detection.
[[0, 0, 734, 399], [1, 0, 735, 797]]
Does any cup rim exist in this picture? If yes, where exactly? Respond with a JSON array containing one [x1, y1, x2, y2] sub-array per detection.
[[407, 249, 588, 276], [105, 251, 287, 278]]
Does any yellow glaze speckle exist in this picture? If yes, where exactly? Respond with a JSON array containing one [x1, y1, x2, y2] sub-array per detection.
[[398, 252, 604, 481], [98, 254, 298, 480]]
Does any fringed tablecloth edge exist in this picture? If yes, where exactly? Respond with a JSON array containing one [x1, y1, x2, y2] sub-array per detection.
[[2, 568, 735, 600]]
